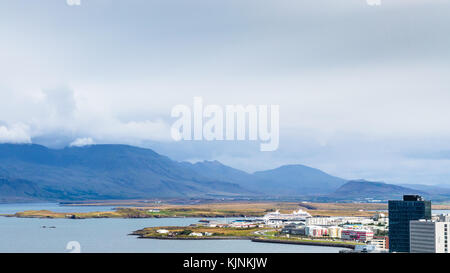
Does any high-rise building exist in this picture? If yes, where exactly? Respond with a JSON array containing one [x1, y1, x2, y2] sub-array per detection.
[[388, 195, 432, 252], [410, 219, 449, 253]]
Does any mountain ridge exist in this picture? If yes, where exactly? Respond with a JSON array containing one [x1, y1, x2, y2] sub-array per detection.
[[0, 143, 444, 202], [326, 180, 427, 201]]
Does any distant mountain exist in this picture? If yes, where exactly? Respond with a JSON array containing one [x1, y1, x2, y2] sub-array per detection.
[[2, 143, 449, 203], [253, 165, 347, 195], [189, 160, 266, 192], [328, 180, 426, 201], [399, 184, 450, 195], [190, 162, 347, 196], [397, 184, 450, 202], [0, 144, 350, 202], [0, 144, 254, 202], [0, 177, 53, 203]]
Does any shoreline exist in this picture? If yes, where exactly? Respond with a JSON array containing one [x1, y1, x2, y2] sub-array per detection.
[[1, 201, 394, 219], [131, 224, 363, 250], [133, 235, 253, 240], [131, 234, 356, 249], [3, 201, 449, 220], [3, 210, 263, 219], [251, 238, 356, 249]]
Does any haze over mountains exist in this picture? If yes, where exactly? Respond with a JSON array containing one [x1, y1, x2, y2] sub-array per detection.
[[0, 143, 447, 203]]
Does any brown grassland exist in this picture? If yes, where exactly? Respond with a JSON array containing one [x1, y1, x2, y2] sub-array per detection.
[[7, 201, 450, 219]]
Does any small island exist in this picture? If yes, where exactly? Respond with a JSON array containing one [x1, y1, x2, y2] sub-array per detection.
[[131, 224, 364, 250]]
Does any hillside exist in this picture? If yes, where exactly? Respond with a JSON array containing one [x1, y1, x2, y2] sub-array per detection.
[[327, 180, 426, 201], [188, 161, 348, 195], [0, 177, 54, 203], [0, 144, 254, 201], [1, 143, 448, 203], [253, 165, 347, 195], [0, 144, 351, 202]]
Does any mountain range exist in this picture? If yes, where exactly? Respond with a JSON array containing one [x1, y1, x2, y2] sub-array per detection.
[[0, 143, 447, 203]]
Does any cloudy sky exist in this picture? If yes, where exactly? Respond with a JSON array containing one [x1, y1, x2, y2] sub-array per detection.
[[1, 0, 450, 185]]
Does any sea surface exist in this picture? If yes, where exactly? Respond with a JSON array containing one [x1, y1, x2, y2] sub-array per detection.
[[0, 203, 345, 253], [369, 209, 450, 214]]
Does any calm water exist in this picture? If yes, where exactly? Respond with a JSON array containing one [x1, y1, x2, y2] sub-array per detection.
[[0, 203, 345, 253], [0, 202, 117, 214], [369, 209, 450, 214], [433, 210, 450, 214]]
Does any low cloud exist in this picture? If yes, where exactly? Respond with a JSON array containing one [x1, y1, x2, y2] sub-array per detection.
[[69, 137, 95, 147], [0, 123, 31, 144], [0, 86, 173, 147]]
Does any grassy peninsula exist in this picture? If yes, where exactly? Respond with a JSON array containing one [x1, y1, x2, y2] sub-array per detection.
[[6, 201, 450, 219], [4, 201, 398, 219], [131, 225, 364, 249]]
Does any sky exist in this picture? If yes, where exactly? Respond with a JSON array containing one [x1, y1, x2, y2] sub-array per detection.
[[1, 0, 450, 185]]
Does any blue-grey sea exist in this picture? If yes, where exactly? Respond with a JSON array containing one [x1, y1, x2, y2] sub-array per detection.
[[0, 203, 346, 253]]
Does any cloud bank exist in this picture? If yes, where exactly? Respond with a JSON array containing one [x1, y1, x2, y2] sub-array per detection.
[[1, 0, 450, 185], [0, 123, 31, 144], [69, 137, 95, 147]]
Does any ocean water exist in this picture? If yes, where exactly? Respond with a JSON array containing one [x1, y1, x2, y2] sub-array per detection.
[[0, 202, 117, 214], [432, 210, 450, 214], [369, 209, 450, 214], [0, 203, 345, 253]]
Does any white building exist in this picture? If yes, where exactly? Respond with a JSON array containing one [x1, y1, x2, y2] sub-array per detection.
[[367, 236, 388, 250], [327, 226, 342, 238], [410, 219, 449, 253], [306, 217, 338, 226], [229, 222, 258, 228], [305, 225, 329, 237], [438, 214, 450, 222], [265, 219, 284, 228], [306, 216, 373, 227]]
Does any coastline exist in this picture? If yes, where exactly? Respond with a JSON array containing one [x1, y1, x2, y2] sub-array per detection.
[[3, 209, 264, 219], [133, 235, 253, 240], [1, 201, 398, 219], [251, 238, 357, 249], [130, 224, 363, 250], [131, 234, 357, 249]]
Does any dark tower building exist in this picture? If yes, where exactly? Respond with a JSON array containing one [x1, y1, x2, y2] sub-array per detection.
[[388, 195, 432, 252]]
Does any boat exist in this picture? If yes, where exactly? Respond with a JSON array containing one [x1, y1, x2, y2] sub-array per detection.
[[263, 209, 311, 222]]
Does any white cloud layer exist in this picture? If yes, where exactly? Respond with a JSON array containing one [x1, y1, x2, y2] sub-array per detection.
[[1, 0, 450, 184], [0, 123, 31, 144], [0, 86, 173, 147], [69, 137, 95, 147]]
